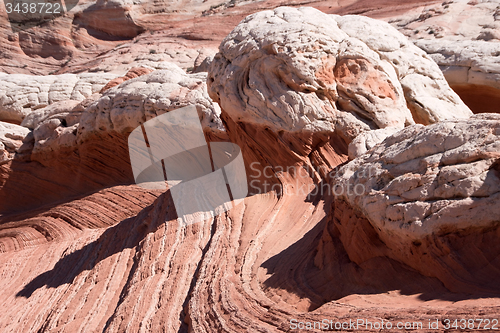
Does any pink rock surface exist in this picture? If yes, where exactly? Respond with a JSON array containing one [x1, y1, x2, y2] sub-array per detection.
[[0, 3, 499, 333]]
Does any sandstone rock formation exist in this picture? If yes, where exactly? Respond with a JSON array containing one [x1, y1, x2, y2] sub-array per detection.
[[416, 39, 500, 114], [20, 100, 81, 130], [391, 0, 500, 42], [209, 6, 500, 295], [329, 114, 500, 292], [1, 5, 500, 333], [0, 0, 443, 76], [0, 121, 30, 164], [77, 64, 226, 142], [208, 7, 472, 159], [0, 72, 119, 124], [63, 36, 220, 75], [0, 62, 225, 214], [99, 67, 153, 93], [0, 0, 223, 75], [387, 0, 500, 114]]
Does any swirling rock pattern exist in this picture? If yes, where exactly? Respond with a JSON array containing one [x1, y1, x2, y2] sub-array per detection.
[[0, 121, 30, 164], [208, 7, 472, 159], [388, 0, 500, 114], [78, 64, 226, 142], [330, 114, 500, 292], [0, 63, 225, 214], [1, 7, 500, 333]]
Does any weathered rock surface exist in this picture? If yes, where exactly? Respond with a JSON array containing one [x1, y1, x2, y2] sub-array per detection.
[[208, 7, 472, 159], [0, 185, 161, 252], [0, 0, 223, 76], [99, 67, 153, 93], [20, 100, 81, 130], [2, 4, 500, 333], [415, 39, 500, 114], [77, 64, 226, 142], [331, 114, 500, 291], [415, 40, 500, 89], [63, 36, 220, 75], [0, 72, 119, 124], [0, 63, 225, 214], [0, 122, 30, 164], [388, 0, 500, 113], [390, 0, 500, 42], [0, 0, 444, 78], [193, 48, 217, 73]]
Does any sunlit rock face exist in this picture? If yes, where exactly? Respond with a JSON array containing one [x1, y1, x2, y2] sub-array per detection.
[[1, 6, 500, 333], [0, 62, 226, 214], [0, 121, 30, 165], [208, 7, 472, 159], [0, 72, 119, 124], [388, 0, 500, 114], [329, 114, 500, 292]]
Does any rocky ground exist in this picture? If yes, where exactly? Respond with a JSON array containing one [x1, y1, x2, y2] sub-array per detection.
[[0, 1, 499, 333]]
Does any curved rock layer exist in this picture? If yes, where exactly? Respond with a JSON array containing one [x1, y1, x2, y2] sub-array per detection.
[[0, 63, 225, 214], [387, 0, 500, 114], [1, 0, 442, 76], [0, 72, 119, 124], [329, 114, 500, 293], [208, 7, 472, 159], [2, 136, 500, 333], [0, 185, 160, 252], [1, 7, 500, 333], [0, 121, 29, 164], [451, 84, 500, 114], [0, 130, 135, 214]]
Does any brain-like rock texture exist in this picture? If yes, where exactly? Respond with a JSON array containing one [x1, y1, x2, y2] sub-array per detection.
[[331, 114, 500, 291], [99, 67, 154, 93], [0, 63, 226, 213], [208, 7, 472, 158], [0, 122, 30, 164], [0, 72, 120, 124], [388, 0, 500, 114], [28, 63, 225, 158], [78, 63, 225, 142], [392, 0, 500, 42], [2, 6, 500, 333]]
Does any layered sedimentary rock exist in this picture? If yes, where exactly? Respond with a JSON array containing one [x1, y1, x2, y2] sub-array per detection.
[[416, 39, 500, 114], [0, 185, 161, 252], [208, 7, 472, 159], [77, 64, 226, 143], [388, 0, 500, 113], [1, 6, 500, 333], [329, 114, 500, 292], [209, 5, 500, 297], [62, 36, 220, 75], [0, 63, 224, 213], [0, 72, 119, 124], [99, 67, 153, 93], [0, 121, 30, 164], [0, 0, 443, 76], [0, 0, 223, 75]]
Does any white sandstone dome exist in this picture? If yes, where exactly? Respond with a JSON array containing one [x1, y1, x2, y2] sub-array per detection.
[[207, 7, 473, 157], [333, 113, 500, 245]]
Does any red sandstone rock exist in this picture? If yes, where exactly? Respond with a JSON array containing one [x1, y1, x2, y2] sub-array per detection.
[[1, 3, 499, 333], [331, 114, 500, 293]]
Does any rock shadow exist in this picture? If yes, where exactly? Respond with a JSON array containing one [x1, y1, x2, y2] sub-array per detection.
[[16, 189, 176, 298], [261, 183, 500, 311], [0, 132, 135, 215]]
